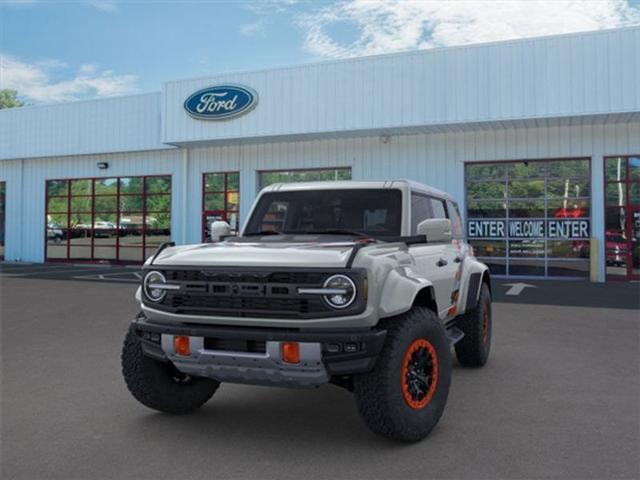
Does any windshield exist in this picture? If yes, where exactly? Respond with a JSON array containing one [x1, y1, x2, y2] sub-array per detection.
[[244, 189, 403, 238]]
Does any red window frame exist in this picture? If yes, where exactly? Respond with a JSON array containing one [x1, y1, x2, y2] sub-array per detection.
[[201, 171, 240, 242], [603, 155, 640, 281], [45, 175, 171, 264], [0, 181, 5, 260]]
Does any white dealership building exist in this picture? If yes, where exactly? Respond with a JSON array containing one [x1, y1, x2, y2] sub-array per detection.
[[1, 27, 639, 281]]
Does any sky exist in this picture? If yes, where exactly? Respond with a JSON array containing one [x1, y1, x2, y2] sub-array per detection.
[[1, 0, 640, 105]]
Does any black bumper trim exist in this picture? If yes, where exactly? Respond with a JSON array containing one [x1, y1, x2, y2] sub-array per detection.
[[132, 317, 386, 376]]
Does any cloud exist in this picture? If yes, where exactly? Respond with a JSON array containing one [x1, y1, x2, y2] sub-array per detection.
[[0, 53, 138, 103], [243, 0, 299, 15], [239, 19, 266, 37], [86, 0, 119, 12], [299, 0, 640, 58]]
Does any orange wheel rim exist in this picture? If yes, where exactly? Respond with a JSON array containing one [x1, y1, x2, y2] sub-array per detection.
[[401, 338, 438, 410]]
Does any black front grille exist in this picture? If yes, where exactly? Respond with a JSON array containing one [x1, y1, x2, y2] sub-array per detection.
[[167, 294, 315, 318], [145, 268, 367, 319]]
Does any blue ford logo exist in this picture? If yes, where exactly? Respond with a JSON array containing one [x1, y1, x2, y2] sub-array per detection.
[[184, 85, 258, 120]]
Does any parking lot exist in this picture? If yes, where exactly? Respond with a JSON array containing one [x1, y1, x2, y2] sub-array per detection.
[[1, 262, 639, 480]]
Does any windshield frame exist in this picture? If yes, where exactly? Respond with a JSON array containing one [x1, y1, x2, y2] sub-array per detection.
[[242, 188, 405, 240]]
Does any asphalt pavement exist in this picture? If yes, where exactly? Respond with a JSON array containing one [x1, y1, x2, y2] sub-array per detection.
[[1, 265, 639, 479]]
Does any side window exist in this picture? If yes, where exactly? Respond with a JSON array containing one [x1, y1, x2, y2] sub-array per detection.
[[411, 194, 431, 234], [446, 200, 464, 238], [429, 198, 447, 219]]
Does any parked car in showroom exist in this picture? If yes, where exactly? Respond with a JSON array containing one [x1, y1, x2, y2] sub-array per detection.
[[93, 221, 117, 238], [121, 180, 492, 442], [47, 222, 64, 243]]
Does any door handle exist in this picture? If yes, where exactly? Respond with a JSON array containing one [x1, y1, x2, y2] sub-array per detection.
[[436, 258, 448, 267]]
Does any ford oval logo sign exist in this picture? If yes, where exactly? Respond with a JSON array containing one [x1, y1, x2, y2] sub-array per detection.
[[184, 85, 258, 120]]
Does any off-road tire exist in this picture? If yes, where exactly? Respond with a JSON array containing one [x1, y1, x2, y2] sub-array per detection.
[[121, 327, 220, 414], [353, 307, 452, 442], [454, 283, 492, 367]]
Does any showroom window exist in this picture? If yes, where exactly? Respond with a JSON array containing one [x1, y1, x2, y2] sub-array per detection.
[[258, 167, 351, 189], [46, 176, 171, 263], [465, 159, 591, 277], [604, 155, 640, 281], [0, 181, 5, 260], [202, 172, 239, 241]]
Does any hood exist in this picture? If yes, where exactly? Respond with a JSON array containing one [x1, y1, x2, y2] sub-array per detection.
[[152, 239, 358, 268]]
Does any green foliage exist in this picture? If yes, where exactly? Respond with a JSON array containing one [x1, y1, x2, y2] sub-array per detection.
[[0, 90, 24, 109], [259, 168, 351, 188]]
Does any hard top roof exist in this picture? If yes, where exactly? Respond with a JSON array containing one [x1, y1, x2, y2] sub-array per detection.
[[262, 180, 455, 201]]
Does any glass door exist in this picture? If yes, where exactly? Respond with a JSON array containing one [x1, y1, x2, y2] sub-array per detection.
[[605, 156, 640, 281], [202, 172, 240, 242], [631, 208, 640, 280], [202, 210, 227, 242]]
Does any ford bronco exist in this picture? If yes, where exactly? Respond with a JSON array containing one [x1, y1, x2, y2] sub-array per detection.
[[122, 180, 492, 442]]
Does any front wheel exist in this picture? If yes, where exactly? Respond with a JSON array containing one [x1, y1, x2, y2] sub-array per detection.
[[121, 327, 220, 414], [353, 307, 452, 442], [454, 283, 492, 367]]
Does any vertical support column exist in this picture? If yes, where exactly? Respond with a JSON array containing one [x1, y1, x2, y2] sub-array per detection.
[[239, 144, 257, 232], [591, 154, 605, 282], [180, 149, 189, 245]]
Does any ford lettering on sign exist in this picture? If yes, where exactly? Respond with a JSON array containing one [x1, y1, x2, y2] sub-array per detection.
[[184, 85, 258, 120]]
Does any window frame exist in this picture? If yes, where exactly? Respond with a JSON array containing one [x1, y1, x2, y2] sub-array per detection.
[[603, 155, 640, 281], [410, 192, 457, 235], [201, 171, 240, 241], [464, 157, 592, 278], [44, 175, 172, 264], [0, 181, 5, 260]]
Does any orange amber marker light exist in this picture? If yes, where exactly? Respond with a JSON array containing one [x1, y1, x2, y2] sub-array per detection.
[[281, 342, 300, 364], [173, 336, 191, 356]]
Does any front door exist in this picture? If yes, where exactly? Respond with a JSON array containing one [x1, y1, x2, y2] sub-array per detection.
[[605, 156, 640, 281]]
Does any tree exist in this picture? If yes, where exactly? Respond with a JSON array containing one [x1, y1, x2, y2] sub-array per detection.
[[0, 89, 24, 109]]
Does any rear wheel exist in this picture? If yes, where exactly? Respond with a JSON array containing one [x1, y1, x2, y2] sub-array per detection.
[[121, 327, 220, 414], [454, 283, 492, 367], [353, 307, 452, 442]]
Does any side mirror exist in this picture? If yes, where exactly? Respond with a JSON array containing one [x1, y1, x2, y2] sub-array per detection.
[[210, 221, 231, 242], [416, 218, 452, 243]]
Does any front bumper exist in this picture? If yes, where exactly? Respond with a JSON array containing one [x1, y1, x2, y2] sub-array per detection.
[[132, 315, 386, 388]]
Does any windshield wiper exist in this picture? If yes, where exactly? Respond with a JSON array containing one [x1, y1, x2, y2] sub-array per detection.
[[243, 230, 283, 236]]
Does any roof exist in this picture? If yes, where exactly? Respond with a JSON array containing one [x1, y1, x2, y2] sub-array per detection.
[[262, 179, 455, 201]]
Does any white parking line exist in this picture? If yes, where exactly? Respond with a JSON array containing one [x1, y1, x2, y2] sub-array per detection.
[[1, 267, 118, 277], [72, 273, 140, 283], [0, 265, 76, 274], [73, 264, 113, 268]]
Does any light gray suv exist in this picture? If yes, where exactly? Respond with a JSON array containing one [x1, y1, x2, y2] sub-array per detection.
[[122, 180, 492, 442]]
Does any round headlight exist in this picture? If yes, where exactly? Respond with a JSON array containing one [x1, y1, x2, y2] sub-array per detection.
[[322, 274, 356, 309], [143, 270, 167, 302]]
